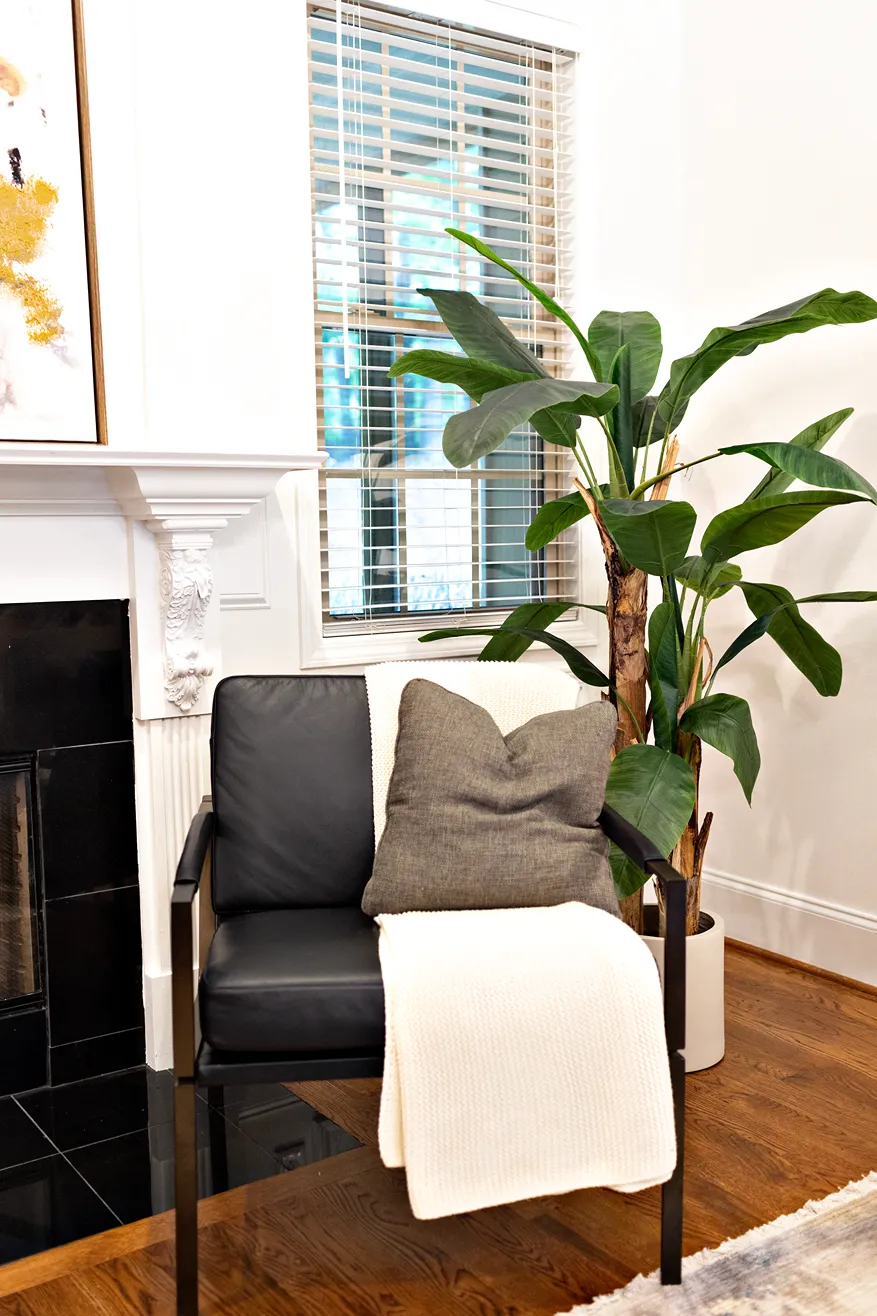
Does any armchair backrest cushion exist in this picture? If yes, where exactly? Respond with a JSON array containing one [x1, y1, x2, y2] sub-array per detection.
[[211, 675, 375, 913]]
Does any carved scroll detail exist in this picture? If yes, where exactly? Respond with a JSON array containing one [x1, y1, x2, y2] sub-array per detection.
[[158, 542, 214, 712]]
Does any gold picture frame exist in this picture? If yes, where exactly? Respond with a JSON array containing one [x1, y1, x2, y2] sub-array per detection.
[[0, 0, 106, 443], [71, 0, 106, 444]]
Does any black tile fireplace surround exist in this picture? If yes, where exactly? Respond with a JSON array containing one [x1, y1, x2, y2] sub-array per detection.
[[0, 600, 144, 1095]]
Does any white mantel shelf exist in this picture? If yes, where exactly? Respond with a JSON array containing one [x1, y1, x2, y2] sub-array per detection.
[[0, 445, 325, 522]]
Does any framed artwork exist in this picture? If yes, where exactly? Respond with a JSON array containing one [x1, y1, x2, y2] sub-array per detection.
[[0, 0, 105, 443]]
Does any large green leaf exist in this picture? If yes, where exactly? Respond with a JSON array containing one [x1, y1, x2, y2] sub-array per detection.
[[526, 490, 595, 551], [530, 407, 582, 449], [387, 350, 536, 401], [419, 610, 608, 671], [600, 499, 697, 575], [603, 745, 696, 899], [711, 613, 775, 678], [419, 288, 546, 375], [443, 379, 619, 467], [445, 228, 601, 378], [478, 601, 577, 661], [648, 602, 679, 751], [679, 694, 761, 804], [701, 490, 867, 564], [497, 627, 610, 687], [417, 286, 582, 447], [657, 290, 877, 434], [720, 440, 877, 505], [711, 586, 877, 681], [746, 408, 854, 501], [740, 582, 842, 696], [632, 394, 662, 447], [675, 556, 743, 599], [607, 345, 635, 491], [588, 311, 663, 403]]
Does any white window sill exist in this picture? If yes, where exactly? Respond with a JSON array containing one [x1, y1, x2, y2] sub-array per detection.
[[299, 616, 600, 671]]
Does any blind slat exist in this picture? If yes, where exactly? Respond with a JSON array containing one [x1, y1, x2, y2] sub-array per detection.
[[311, 191, 562, 233]]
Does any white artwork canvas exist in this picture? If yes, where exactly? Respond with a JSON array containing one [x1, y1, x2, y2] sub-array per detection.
[[0, 0, 100, 442]]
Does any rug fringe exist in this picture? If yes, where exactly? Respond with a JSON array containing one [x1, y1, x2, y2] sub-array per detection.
[[560, 1170, 877, 1313]]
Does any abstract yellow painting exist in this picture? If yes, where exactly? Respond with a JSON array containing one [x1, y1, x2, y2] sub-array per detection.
[[0, 1, 102, 442]]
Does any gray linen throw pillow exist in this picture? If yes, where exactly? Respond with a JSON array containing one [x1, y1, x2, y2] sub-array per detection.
[[361, 679, 619, 917]]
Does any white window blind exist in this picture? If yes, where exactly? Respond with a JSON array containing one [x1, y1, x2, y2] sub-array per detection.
[[309, 2, 576, 636]]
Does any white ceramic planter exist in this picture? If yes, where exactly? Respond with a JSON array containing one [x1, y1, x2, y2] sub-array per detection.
[[642, 907, 725, 1072]]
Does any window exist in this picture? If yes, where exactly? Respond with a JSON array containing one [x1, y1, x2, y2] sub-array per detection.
[[309, 2, 575, 637]]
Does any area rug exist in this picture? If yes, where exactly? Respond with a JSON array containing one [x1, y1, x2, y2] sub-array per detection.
[[560, 1171, 877, 1314]]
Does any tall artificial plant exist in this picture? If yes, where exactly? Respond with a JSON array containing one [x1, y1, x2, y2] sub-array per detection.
[[396, 229, 877, 934]]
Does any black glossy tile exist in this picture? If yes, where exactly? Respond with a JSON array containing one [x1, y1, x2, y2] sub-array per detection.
[[0, 1008, 47, 1097], [0, 601, 132, 754], [203, 1084, 361, 1170], [39, 742, 138, 900], [45, 886, 143, 1046], [0, 1098, 54, 1169], [49, 1026, 145, 1086], [68, 1109, 281, 1225], [19, 1068, 173, 1151], [0, 1154, 118, 1263]]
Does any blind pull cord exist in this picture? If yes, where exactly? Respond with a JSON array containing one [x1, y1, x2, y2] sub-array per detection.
[[335, 0, 353, 378]]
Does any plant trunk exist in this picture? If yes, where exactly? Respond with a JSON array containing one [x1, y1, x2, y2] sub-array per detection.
[[663, 735, 713, 936], [606, 556, 649, 933]]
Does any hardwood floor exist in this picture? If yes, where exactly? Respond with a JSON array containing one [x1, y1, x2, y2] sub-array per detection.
[[1, 941, 875, 1314]]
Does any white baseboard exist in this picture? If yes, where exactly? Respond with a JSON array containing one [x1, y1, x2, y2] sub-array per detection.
[[144, 969, 173, 1072], [145, 966, 198, 1072], [702, 867, 877, 989]]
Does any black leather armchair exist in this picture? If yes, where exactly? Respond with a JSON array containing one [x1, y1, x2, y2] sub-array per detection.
[[172, 675, 687, 1315]]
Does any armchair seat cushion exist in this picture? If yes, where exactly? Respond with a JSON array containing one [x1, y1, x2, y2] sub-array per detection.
[[199, 907, 385, 1054]]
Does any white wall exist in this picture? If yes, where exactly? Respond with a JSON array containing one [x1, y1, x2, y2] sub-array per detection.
[[579, 0, 877, 977]]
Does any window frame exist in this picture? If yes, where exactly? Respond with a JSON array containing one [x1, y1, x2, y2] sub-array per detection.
[[297, 0, 598, 669]]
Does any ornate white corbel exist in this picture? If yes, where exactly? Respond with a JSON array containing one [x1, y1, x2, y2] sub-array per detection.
[[157, 531, 216, 712]]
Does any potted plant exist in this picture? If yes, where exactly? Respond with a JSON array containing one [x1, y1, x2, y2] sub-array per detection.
[[393, 229, 877, 1069]]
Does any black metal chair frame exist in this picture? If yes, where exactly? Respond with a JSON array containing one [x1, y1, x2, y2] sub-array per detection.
[[172, 798, 686, 1316]]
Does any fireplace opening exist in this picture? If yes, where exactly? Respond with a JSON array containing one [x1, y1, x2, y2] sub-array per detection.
[[0, 759, 41, 1008]]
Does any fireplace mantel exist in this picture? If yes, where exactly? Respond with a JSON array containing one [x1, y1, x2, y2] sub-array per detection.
[[0, 444, 325, 718], [0, 444, 324, 524]]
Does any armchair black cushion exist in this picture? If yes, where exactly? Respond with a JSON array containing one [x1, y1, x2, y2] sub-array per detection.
[[199, 906, 384, 1054], [211, 674, 375, 913]]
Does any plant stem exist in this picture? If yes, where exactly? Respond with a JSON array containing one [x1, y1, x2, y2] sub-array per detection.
[[573, 442, 601, 494], [630, 450, 724, 500], [638, 401, 661, 486]]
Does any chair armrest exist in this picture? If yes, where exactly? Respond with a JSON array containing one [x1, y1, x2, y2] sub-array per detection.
[[171, 800, 213, 1080], [598, 804, 686, 1056], [173, 798, 213, 891], [598, 803, 663, 868], [645, 860, 686, 1056]]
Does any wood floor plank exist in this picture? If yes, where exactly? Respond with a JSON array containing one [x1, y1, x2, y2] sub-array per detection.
[[1, 943, 876, 1315], [0, 1146, 382, 1301]]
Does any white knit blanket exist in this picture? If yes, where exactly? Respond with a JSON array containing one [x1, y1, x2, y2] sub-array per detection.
[[364, 661, 676, 1220], [377, 904, 677, 1219]]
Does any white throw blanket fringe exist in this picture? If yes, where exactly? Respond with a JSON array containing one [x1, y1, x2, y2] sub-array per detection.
[[365, 662, 677, 1220]]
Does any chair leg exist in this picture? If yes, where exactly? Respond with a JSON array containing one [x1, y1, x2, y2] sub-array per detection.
[[206, 1086, 229, 1194], [174, 1078, 199, 1315], [660, 1050, 685, 1285]]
